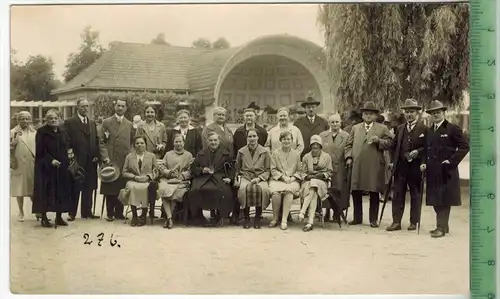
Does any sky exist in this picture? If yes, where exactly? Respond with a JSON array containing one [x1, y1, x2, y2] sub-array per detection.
[[10, 4, 324, 80]]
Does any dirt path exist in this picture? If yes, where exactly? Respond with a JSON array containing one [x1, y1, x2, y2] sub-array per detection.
[[10, 193, 469, 294]]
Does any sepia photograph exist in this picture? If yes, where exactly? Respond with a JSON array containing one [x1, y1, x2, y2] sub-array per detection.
[[8, 2, 471, 295]]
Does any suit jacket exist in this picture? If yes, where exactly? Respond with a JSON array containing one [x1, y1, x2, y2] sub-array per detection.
[[233, 124, 268, 153], [201, 122, 234, 159], [390, 121, 428, 170], [122, 151, 156, 180], [99, 115, 134, 170], [134, 120, 168, 153], [294, 115, 329, 157], [64, 115, 100, 190]]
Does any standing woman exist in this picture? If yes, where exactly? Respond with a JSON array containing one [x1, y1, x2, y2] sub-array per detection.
[[120, 136, 157, 227], [168, 109, 203, 157], [32, 109, 72, 228], [268, 131, 302, 230], [298, 135, 333, 232], [157, 133, 193, 229], [10, 111, 37, 221], [136, 106, 167, 158], [265, 107, 304, 153], [233, 128, 271, 229]]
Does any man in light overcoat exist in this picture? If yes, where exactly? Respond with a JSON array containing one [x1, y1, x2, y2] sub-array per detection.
[[345, 101, 393, 227]]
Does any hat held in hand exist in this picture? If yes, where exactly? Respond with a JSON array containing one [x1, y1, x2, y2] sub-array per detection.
[[98, 164, 121, 183]]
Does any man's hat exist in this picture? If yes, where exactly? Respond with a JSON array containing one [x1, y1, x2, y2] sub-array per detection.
[[98, 164, 121, 183], [425, 100, 447, 113], [360, 101, 380, 113], [300, 93, 321, 108], [400, 98, 422, 111]]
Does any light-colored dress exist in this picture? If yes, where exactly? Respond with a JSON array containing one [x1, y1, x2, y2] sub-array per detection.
[[10, 126, 36, 197], [265, 124, 304, 154], [235, 145, 271, 209], [268, 148, 301, 196], [299, 151, 333, 202], [157, 150, 193, 201], [120, 152, 157, 208]]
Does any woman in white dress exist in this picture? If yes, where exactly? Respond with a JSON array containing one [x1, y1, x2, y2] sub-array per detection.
[[268, 131, 302, 230], [299, 135, 333, 232], [157, 133, 193, 229], [10, 111, 37, 221], [265, 107, 304, 153], [120, 136, 157, 227]]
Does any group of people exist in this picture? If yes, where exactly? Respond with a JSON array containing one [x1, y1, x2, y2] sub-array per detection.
[[10, 95, 469, 238]]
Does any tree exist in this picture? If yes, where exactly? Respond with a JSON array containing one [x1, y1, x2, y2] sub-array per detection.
[[317, 3, 469, 112], [10, 53, 58, 102], [151, 33, 170, 45], [63, 26, 105, 83], [212, 37, 230, 49], [191, 38, 212, 49]]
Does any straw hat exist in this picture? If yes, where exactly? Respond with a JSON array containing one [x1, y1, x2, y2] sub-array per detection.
[[309, 135, 323, 148]]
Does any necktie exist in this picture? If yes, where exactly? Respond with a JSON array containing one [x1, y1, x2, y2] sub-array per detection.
[[407, 122, 413, 131], [138, 159, 142, 171], [365, 125, 370, 132], [434, 124, 439, 131], [83, 118, 87, 124]]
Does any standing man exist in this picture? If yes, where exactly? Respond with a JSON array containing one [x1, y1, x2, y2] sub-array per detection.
[[64, 99, 100, 221], [345, 101, 393, 227], [293, 95, 329, 158], [386, 99, 428, 231], [231, 107, 268, 223], [420, 100, 469, 238], [99, 99, 133, 221]]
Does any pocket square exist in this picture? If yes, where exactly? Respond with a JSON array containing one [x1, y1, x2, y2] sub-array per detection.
[[419, 133, 424, 138], [440, 134, 448, 137]]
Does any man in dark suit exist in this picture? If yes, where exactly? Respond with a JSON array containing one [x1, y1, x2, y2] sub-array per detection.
[[420, 100, 469, 238], [231, 107, 268, 224], [293, 95, 329, 158], [64, 99, 100, 221], [386, 99, 428, 231]]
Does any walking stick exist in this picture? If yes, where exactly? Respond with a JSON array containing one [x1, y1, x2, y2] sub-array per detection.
[[378, 174, 394, 225], [92, 189, 97, 216], [343, 164, 352, 224], [417, 171, 426, 234]]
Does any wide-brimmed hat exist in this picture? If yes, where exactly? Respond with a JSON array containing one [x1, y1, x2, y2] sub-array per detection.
[[400, 98, 422, 111], [360, 101, 380, 113], [98, 164, 121, 183], [301, 96, 321, 108], [309, 135, 323, 148], [425, 100, 447, 113]]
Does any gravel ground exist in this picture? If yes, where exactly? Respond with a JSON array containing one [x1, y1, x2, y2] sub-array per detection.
[[10, 190, 469, 295]]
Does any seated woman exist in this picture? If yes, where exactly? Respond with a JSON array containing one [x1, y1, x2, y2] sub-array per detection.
[[298, 135, 333, 232], [188, 132, 234, 227], [234, 128, 271, 229], [157, 133, 193, 229], [120, 136, 157, 227], [268, 131, 302, 230]]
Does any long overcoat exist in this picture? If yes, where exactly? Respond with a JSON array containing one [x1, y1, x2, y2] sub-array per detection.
[[422, 120, 469, 206], [64, 115, 100, 191], [99, 116, 133, 195], [345, 122, 393, 193], [32, 125, 71, 214], [294, 115, 329, 157], [319, 129, 349, 191], [10, 126, 36, 197]]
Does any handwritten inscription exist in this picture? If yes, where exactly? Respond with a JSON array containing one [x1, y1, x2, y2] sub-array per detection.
[[83, 233, 121, 248]]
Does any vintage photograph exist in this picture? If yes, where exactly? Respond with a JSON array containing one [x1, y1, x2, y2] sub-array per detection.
[[9, 3, 470, 294]]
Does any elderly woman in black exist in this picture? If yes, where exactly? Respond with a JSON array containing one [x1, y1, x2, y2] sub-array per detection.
[[32, 109, 72, 228], [188, 131, 234, 227]]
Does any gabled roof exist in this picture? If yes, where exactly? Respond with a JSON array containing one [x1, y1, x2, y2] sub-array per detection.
[[52, 42, 214, 94]]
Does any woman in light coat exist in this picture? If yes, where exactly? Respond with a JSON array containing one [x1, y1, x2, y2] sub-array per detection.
[[234, 128, 271, 229], [157, 133, 193, 229], [120, 136, 157, 227], [299, 135, 333, 232], [268, 131, 302, 230], [265, 107, 304, 153], [135, 105, 168, 159], [10, 111, 37, 221]]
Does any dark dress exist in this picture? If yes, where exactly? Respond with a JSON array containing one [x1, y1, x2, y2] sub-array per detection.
[[32, 125, 71, 214], [188, 147, 234, 216], [166, 127, 203, 157]]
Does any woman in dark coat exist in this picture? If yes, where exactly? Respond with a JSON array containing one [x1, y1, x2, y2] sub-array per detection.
[[188, 131, 234, 227], [32, 109, 72, 228]]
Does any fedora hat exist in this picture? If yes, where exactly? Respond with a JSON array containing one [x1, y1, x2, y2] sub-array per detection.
[[309, 135, 323, 148], [360, 101, 380, 113], [300, 95, 321, 108], [98, 164, 121, 183], [400, 98, 422, 111], [425, 100, 447, 113]]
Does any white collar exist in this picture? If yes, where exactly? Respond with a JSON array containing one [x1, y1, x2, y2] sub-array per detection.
[[407, 120, 417, 127], [174, 125, 194, 131], [115, 114, 123, 121], [364, 122, 373, 128], [308, 115, 315, 121], [136, 153, 144, 159], [77, 113, 86, 122], [435, 120, 445, 129]]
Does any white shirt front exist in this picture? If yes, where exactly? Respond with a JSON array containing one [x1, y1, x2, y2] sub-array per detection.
[[308, 116, 315, 123], [364, 122, 373, 132], [115, 114, 124, 123], [78, 113, 87, 124], [434, 120, 445, 131], [407, 120, 417, 131]]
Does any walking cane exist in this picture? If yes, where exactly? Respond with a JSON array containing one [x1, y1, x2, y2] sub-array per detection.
[[378, 174, 394, 225], [343, 164, 352, 224], [92, 189, 97, 216], [417, 171, 426, 234]]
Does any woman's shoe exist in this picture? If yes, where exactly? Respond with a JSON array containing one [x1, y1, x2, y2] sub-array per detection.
[[131, 217, 138, 227], [243, 218, 251, 229], [163, 218, 173, 229], [268, 220, 278, 228], [138, 215, 146, 227], [253, 218, 261, 229], [41, 218, 52, 228], [55, 218, 68, 226], [303, 224, 313, 232], [17, 214, 24, 222], [280, 223, 288, 230]]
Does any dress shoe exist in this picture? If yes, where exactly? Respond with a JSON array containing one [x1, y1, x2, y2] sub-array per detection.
[[407, 223, 417, 231], [17, 214, 25, 222], [83, 215, 99, 219], [431, 228, 445, 238], [131, 217, 138, 227], [430, 227, 449, 234], [253, 218, 261, 229], [138, 216, 146, 227], [303, 224, 313, 232], [369, 221, 379, 228], [55, 218, 68, 226], [67, 216, 76, 222], [106, 216, 115, 222], [41, 218, 52, 228], [163, 218, 173, 229], [386, 223, 401, 231], [348, 220, 362, 225], [243, 218, 251, 229], [280, 223, 288, 230]]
